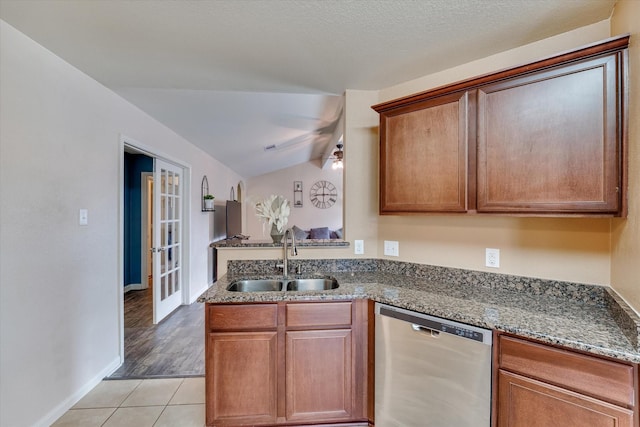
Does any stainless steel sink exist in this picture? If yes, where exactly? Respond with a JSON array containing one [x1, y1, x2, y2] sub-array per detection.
[[226, 279, 284, 292], [286, 278, 339, 291], [226, 277, 339, 292]]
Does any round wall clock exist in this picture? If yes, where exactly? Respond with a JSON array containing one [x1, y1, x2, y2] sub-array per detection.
[[309, 180, 338, 209]]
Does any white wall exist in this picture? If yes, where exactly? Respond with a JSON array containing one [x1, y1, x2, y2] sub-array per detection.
[[0, 20, 242, 427], [245, 160, 343, 239]]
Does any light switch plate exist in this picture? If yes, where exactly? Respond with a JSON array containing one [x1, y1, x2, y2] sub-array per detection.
[[384, 240, 399, 257], [354, 240, 364, 255], [79, 209, 88, 226]]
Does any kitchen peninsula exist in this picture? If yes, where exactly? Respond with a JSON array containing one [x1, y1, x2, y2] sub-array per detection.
[[210, 239, 350, 280], [211, 238, 349, 249]]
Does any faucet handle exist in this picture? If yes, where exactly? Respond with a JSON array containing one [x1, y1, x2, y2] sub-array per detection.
[[275, 259, 284, 270], [295, 264, 302, 274]]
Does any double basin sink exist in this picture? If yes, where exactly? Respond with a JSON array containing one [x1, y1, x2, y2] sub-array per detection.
[[227, 277, 339, 292]]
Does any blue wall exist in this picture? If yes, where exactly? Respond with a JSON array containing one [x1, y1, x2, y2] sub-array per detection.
[[124, 153, 153, 287]]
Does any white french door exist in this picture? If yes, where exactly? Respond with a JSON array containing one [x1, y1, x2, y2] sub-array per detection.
[[152, 159, 183, 324]]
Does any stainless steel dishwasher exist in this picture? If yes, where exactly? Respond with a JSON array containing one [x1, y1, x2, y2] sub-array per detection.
[[375, 303, 493, 427]]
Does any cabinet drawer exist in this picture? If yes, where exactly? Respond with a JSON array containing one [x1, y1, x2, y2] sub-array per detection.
[[499, 335, 634, 408], [286, 302, 352, 328], [207, 304, 278, 331]]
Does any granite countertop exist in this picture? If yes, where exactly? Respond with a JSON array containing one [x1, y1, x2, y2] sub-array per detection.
[[197, 259, 640, 363], [211, 238, 350, 248]]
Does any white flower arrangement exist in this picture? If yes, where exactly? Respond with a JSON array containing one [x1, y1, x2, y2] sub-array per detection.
[[254, 194, 291, 234]]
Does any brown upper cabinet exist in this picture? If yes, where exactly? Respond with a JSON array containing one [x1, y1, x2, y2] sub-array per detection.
[[373, 35, 629, 217], [378, 91, 474, 213]]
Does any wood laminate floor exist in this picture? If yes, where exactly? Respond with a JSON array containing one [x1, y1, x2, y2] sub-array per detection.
[[108, 289, 204, 379]]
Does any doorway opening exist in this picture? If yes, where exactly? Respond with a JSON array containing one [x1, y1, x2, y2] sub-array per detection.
[[114, 138, 203, 378], [123, 152, 153, 296]]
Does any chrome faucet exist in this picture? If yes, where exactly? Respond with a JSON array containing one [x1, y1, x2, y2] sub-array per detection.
[[281, 227, 298, 278]]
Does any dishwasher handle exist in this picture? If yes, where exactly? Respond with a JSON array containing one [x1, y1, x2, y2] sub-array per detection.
[[411, 323, 441, 337]]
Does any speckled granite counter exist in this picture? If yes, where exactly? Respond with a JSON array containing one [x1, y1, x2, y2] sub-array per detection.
[[211, 238, 350, 248], [197, 258, 640, 363]]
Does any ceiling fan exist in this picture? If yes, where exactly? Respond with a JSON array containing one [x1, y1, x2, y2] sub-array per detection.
[[330, 143, 344, 169]]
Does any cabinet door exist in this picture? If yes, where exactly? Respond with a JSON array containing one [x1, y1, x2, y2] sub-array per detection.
[[497, 370, 633, 427], [477, 53, 621, 214], [285, 329, 353, 423], [206, 331, 277, 426], [379, 91, 472, 213]]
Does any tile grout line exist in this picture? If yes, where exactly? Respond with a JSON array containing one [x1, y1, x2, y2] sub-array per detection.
[[167, 378, 186, 406], [152, 405, 169, 427], [98, 379, 143, 427], [96, 378, 184, 427], [152, 378, 185, 427], [56, 378, 206, 426], [99, 407, 118, 427]]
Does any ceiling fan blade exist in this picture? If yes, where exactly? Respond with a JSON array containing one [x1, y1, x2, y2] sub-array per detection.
[[263, 131, 318, 152]]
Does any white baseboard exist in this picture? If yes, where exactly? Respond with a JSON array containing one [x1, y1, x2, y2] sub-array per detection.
[[189, 282, 212, 304], [34, 356, 121, 427], [124, 283, 148, 293]]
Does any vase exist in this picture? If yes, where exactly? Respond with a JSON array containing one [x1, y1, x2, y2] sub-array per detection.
[[204, 199, 214, 210], [270, 223, 284, 244]]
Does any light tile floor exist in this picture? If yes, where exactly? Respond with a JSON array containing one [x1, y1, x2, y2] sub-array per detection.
[[52, 377, 205, 427]]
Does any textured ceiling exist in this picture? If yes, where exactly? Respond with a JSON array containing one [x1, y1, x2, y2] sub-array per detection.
[[0, 0, 616, 177]]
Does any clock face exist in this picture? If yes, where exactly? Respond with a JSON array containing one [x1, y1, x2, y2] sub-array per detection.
[[309, 180, 338, 209]]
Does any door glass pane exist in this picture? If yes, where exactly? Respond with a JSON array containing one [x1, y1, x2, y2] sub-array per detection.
[[172, 197, 180, 221], [172, 246, 180, 270], [173, 175, 180, 196], [173, 222, 180, 244], [174, 271, 180, 292], [166, 273, 171, 299], [168, 272, 175, 297], [161, 275, 167, 300]]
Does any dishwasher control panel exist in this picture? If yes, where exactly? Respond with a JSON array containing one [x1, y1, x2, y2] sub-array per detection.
[[442, 324, 484, 342], [377, 304, 492, 345]]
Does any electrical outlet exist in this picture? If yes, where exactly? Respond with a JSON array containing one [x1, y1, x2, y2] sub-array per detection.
[[384, 240, 399, 257], [486, 248, 500, 268], [354, 240, 364, 255]]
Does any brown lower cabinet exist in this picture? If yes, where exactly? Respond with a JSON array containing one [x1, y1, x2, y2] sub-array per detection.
[[496, 334, 638, 427], [205, 300, 372, 427], [206, 302, 639, 427]]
